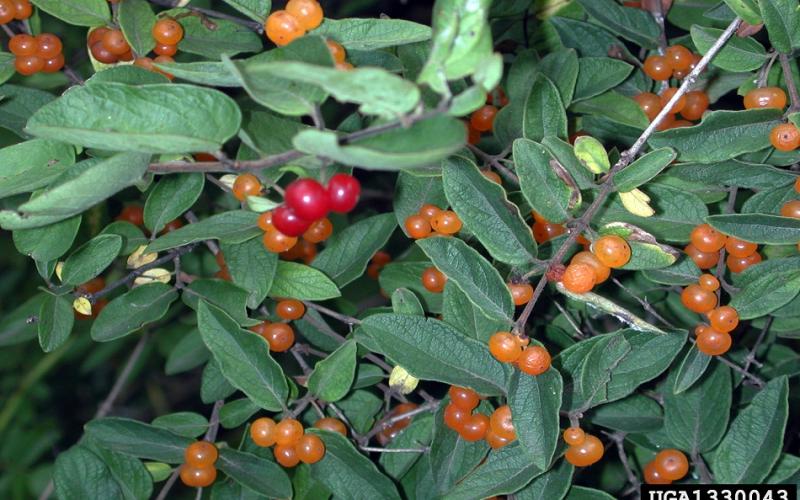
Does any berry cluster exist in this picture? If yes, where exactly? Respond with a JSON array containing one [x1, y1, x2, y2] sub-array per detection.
[[9, 32, 64, 76], [643, 45, 702, 82], [0, 0, 31, 26], [249, 299, 304, 352], [643, 449, 689, 485], [421, 266, 446, 293], [133, 18, 186, 79], [562, 427, 604, 467], [681, 274, 739, 355], [179, 441, 219, 488], [466, 88, 507, 144], [376, 402, 418, 445], [367, 250, 391, 280], [746, 86, 800, 151], [443, 387, 516, 447], [562, 235, 631, 294], [685, 223, 762, 273], [404, 204, 462, 239], [488, 332, 551, 376], [88, 27, 133, 65], [75, 277, 108, 320], [265, 0, 323, 47], [250, 417, 326, 467]]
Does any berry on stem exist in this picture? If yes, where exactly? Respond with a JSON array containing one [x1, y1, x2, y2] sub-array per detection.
[[232, 173, 262, 201], [562, 263, 596, 294], [285, 0, 324, 31], [564, 434, 604, 467], [654, 449, 690, 481], [421, 266, 446, 293], [698, 273, 720, 292], [660, 87, 687, 114], [302, 217, 333, 243], [696, 327, 732, 355], [470, 105, 498, 132], [184, 441, 218, 468], [592, 235, 631, 268], [285, 178, 330, 221], [680, 91, 709, 121], [690, 223, 727, 253], [644, 461, 672, 484], [633, 92, 662, 121], [485, 428, 512, 449], [276, 299, 305, 320], [726, 252, 761, 273], [443, 402, 469, 431], [326, 173, 361, 213], [295, 434, 326, 464], [275, 418, 304, 446], [430, 210, 462, 235], [448, 386, 480, 411], [570, 251, 611, 284], [261, 323, 295, 352], [314, 417, 347, 436], [517, 345, 551, 375], [274, 444, 300, 467], [725, 237, 757, 258], [488, 332, 522, 363], [460, 413, 490, 442], [680, 284, 718, 314], [780, 200, 800, 219], [263, 230, 297, 253], [743, 86, 787, 110], [250, 417, 277, 446], [180, 464, 216, 487], [770, 123, 800, 152], [489, 405, 516, 440], [9, 34, 36, 56], [665, 45, 693, 71], [509, 282, 534, 306], [643, 54, 672, 80], [405, 214, 432, 239], [265, 10, 306, 46], [708, 306, 739, 333], [563, 427, 585, 446], [273, 205, 312, 237], [684, 243, 720, 270], [153, 18, 184, 45]]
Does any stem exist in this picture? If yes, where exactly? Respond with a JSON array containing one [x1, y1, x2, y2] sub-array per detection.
[[363, 401, 439, 440], [95, 334, 149, 418], [692, 451, 714, 484], [612, 278, 675, 328], [301, 311, 391, 372], [780, 54, 800, 113], [304, 301, 361, 325], [467, 144, 520, 185], [741, 317, 772, 377], [605, 432, 641, 492], [714, 187, 738, 302], [148, 0, 264, 32]]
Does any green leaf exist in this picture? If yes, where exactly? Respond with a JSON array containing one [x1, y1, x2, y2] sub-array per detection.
[[538, 49, 579, 106], [54, 446, 121, 500], [668, 160, 796, 190], [152, 61, 240, 87], [714, 376, 789, 483], [358, 314, 508, 395], [90, 446, 153, 500], [394, 171, 447, 234], [61, 234, 122, 286], [201, 358, 236, 404], [31, 0, 109, 26], [541, 136, 596, 189], [574, 57, 633, 101], [84, 417, 192, 462], [0, 139, 76, 199], [723, 0, 763, 24], [308, 340, 358, 402], [513, 139, 572, 224], [13, 215, 81, 262], [87, 65, 170, 85], [91, 283, 179, 342], [221, 238, 277, 309], [0, 84, 55, 137], [197, 301, 288, 411], [0, 52, 14, 86], [707, 213, 800, 245], [442, 283, 508, 343], [589, 394, 663, 432], [183, 279, 255, 326], [315, 18, 432, 50], [270, 261, 341, 301], [26, 84, 241, 154], [672, 348, 712, 394], [664, 362, 730, 454], [614, 148, 676, 192], [566, 486, 616, 500], [379, 414, 432, 479], [379, 261, 443, 313], [429, 402, 490, 494], [443, 156, 538, 265], [0, 293, 46, 347], [443, 442, 543, 499], [508, 369, 562, 470], [576, 0, 660, 48], [146, 211, 261, 253], [38, 293, 74, 353], [760, 0, 800, 53], [578, 334, 632, 410], [514, 459, 573, 500], [571, 91, 648, 129], [523, 74, 568, 141], [334, 390, 383, 434], [292, 116, 466, 170], [313, 213, 396, 287], [219, 398, 259, 429], [550, 17, 631, 58], [691, 25, 767, 71], [171, 9, 262, 58], [151, 412, 208, 438], [765, 454, 800, 484], [18, 153, 152, 221], [165, 329, 209, 375], [220, 0, 270, 22], [308, 429, 401, 500], [729, 269, 800, 319], [417, 237, 514, 323], [217, 448, 293, 499], [118, 0, 156, 56], [643, 257, 701, 286], [143, 173, 204, 234], [620, 241, 679, 270]]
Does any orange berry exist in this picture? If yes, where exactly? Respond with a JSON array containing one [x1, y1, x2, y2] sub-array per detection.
[[770, 123, 800, 152], [261, 323, 295, 352], [488, 332, 522, 363], [467, 124, 481, 145], [250, 417, 278, 447], [275, 418, 304, 446], [780, 200, 800, 219], [562, 263, 597, 294], [725, 237, 757, 258], [265, 10, 306, 46], [698, 273, 720, 292], [100, 30, 129, 56], [133, 56, 155, 71], [117, 205, 145, 226], [77, 277, 106, 295], [517, 345, 551, 376], [180, 464, 216, 487], [470, 105, 498, 132], [633, 92, 662, 121], [659, 87, 687, 114], [489, 405, 516, 441], [387, 402, 418, 432], [185, 441, 218, 468], [443, 402, 469, 431], [673, 53, 702, 79], [482, 170, 502, 184], [593, 235, 632, 268], [11, 0, 31, 20], [726, 252, 762, 273], [42, 54, 65, 73], [35, 34, 62, 59], [419, 204, 442, 221], [485, 428, 512, 449], [263, 230, 297, 253], [654, 449, 689, 481], [685, 244, 720, 270], [795, 177, 800, 193], [430, 210, 462, 234], [565, 434, 604, 467], [532, 221, 566, 243], [680, 284, 717, 314], [563, 427, 585, 446], [460, 413, 490, 442], [326, 39, 346, 63], [232, 173, 262, 201], [314, 417, 347, 436], [644, 460, 672, 484], [153, 18, 184, 45], [295, 434, 325, 464], [285, 0, 324, 31], [8, 34, 36, 56], [570, 251, 611, 284], [421, 266, 446, 293], [274, 444, 300, 467], [690, 223, 727, 253], [405, 214, 432, 239], [276, 299, 305, 320], [509, 282, 534, 306], [681, 91, 709, 121], [154, 43, 178, 56], [371, 250, 391, 267], [696, 328, 731, 356], [257, 211, 275, 232], [448, 386, 480, 411], [302, 218, 333, 243], [743, 86, 787, 110], [14, 55, 43, 75], [643, 55, 672, 81], [665, 45, 693, 71], [708, 306, 739, 333]]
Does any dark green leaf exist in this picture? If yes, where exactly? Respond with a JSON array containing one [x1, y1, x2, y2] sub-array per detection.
[[508, 369, 562, 469], [165, 328, 209, 375], [589, 394, 663, 432], [53, 446, 121, 500], [183, 279, 254, 326], [219, 398, 259, 429], [577, 0, 660, 47], [308, 340, 357, 402], [523, 74, 568, 141], [0, 84, 55, 137], [614, 148, 676, 192], [61, 234, 123, 286], [90, 446, 153, 500], [0, 293, 46, 347], [118, 0, 156, 56], [571, 91, 648, 129], [393, 172, 447, 235], [514, 459, 573, 500], [147, 211, 261, 253], [153, 61, 240, 87], [379, 414, 433, 479], [173, 10, 262, 58], [270, 261, 341, 300], [379, 261, 442, 313], [0, 139, 76, 199], [672, 347, 712, 394], [668, 160, 796, 190], [217, 448, 293, 499], [514, 138, 572, 224], [220, 0, 270, 22], [643, 257, 701, 286], [92, 283, 179, 342], [315, 18, 432, 50], [38, 293, 74, 352], [566, 486, 616, 500], [84, 417, 192, 462], [691, 25, 767, 71], [13, 215, 81, 262], [442, 283, 508, 343], [221, 238, 277, 309], [143, 173, 204, 234], [760, 0, 800, 52], [443, 442, 543, 499], [538, 49, 579, 106], [151, 412, 208, 438], [31, 0, 110, 26], [574, 57, 633, 101], [729, 269, 800, 319], [429, 402, 489, 495]]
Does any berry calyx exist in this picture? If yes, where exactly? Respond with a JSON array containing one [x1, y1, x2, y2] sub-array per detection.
[[285, 0, 324, 31], [302, 217, 333, 243], [421, 266, 446, 293], [562, 263, 597, 294], [563, 427, 585, 446], [654, 449, 690, 481], [405, 214, 432, 239], [517, 345, 552, 376], [448, 386, 480, 411], [680, 284, 718, 314], [430, 210, 462, 235], [265, 10, 306, 46], [643, 54, 672, 81], [314, 417, 347, 436], [488, 332, 522, 363], [564, 434, 604, 467], [232, 173, 262, 201], [153, 18, 184, 45], [743, 86, 787, 110], [295, 434, 326, 464], [285, 178, 330, 221], [250, 417, 278, 447], [180, 464, 217, 487], [696, 327, 732, 355], [708, 305, 739, 333], [592, 235, 632, 268], [690, 223, 727, 253], [326, 173, 361, 213], [184, 441, 218, 468], [509, 282, 534, 306], [489, 405, 516, 440], [272, 205, 312, 237], [275, 418, 304, 446]]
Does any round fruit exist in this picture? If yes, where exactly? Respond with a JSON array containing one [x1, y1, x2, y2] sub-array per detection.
[[443, 402, 469, 431], [326, 39, 346, 63], [262, 323, 295, 352], [388, 402, 418, 431], [152, 55, 175, 79], [275, 418, 304, 446], [117, 205, 144, 226], [562, 263, 597, 294], [680, 284, 717, 314], [8, 34, 36, 56], [263, 230, 297, 253], [185, 441, 218, 468], [690, 223, 727, 253], [659, 87, 687, 114], [78, 277, 106, 295], [100, 30, 129, 56], [725, 237, 757, 258], [180, 464, 216, 487], [770, 123, 800, 152], [696, 328, 732, 356], [285, 0, 324, 31], [285, 178, 330, 221], [665, 45, 693, 71], [419, 204, 441, 221], [153, 18, 184, 45], [326, 173, 361, 213], [42, 54, 65, 73], [726, 252, 761, 273], [482, 170, 502, 184], [564, 434, 604, 467], [257, 211, 275, 232], [460, 414, 490, 442], [643, 55, 672, 81], [232, 173, 262, 201], [633, 92, 662, 121], [0, 0, 14, 23], [488, 332, 522, 363], [532, 221, 566, 243], [570, 251, 611, 284], [470, 105, 498, 132], [485, 428, 512, 449], [743, 86, 787, 110], [265, 10, 306, 46], [563, 427, 585, 446], [654, 449, 689, 481], [272, 205, 312, 237], [430, 210, 462, 235], [250, 417, 277, 447], [780, 200, 800, 219], [796, 177, 800, 194], [681, 91, 709, 121], [421, 267, 446, 293], [593, 235, 631, 268], [154, 43, 178, 57], [295, 434, 325, 464], [448, 386, 480, 411], [276, 299, 305, 320], [314, 417, 347, 436], [489, 405, 516, 440], [14, 56, 43, 75], [274, 444, 300, 467], [698, 273, 720, 292], [405, 214, 432, 239], [644, 460, 672, 485], [303, 217, 333, 243], [11, 0, 31, 19], [708, 306, 739, 333], [684, 243, 720, 270], [509, 282, 534, 306], [517, 345, 552, 376]]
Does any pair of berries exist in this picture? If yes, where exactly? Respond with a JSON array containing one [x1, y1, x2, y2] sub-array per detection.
[[633, 90, 709, 126], [265, 0, 323, 46], [9, 33, 64, 76], [404, 204, 463, 239], [250, 320, 296, 353], [531, 211, 586, 245], [0, 0, 31, 25], [180, 441, 219, 488], [280, 238, 318, 264], [561, 235, 631, 294], [250, 417, 326, 467], [643, 44, 701, 81], [563, 427, 604, 467], [89, 27, 134, 65], [442, 387, 516, 447], [367, 251, 391, 280], [685, 223, 762, 273], [376, 402, 418, 445], [488, 332, 552, 376], [643, 449, 690, 484], [152, 18, 184, 56]]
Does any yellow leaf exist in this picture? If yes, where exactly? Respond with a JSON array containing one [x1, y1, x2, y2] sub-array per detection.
[[55, 262, 64, 281], [219, 174, 238, 190], [573, 136, 610, 174], [619, 189, 655, 217], [73, 297, 92, 316], [127, 245, 158, 269], [134, 268, 172, 287], [389, 366, 419, 395]]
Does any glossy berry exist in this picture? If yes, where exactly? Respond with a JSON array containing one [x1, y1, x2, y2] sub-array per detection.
[[654, 449, 690, 481], [643, 55, 672, 81], [796, 177, 800, 194], [660, 88, 687, 114], [250, 417, 277, 446], [690, 223, 726, 253], [152, 55, 175, 79], [565, 434, 604, 467], [285, 178, 330, 221], [274, 444, 300, 467], [232, 173, 262, 201], [302, 217, 333, 243], [470, 105, 498, 132], [180, 464, 216, 487], [326, 39, 346, 63], [419, 204, 441, 221], [272, 205, 312, 237], [460, 413, 490, 442], [709, 306, 739, 333], [509, 282, 534, 306], [485, 428, 512, 449], [562, 263, 596, 294], [421, 266, 446, 293], [770, 123, 800, 152], [563, 427, 585, 446], [593, 235, 631, 268], [743, 86, 787, 110], [43, 54, 65, 73], [644, 461, 672, 485], [286, 0, 324, 31], [314, 417, 347, 436], [88, 27, 110, 46], [295, 434, 325, 464], [265, 10, 306, 46], [387, 402, 418, 432], [326, 173, 361, 213], [117, 205, 144, 226], [11, 0, 31, 19], [681, 284, 717, 314], [570, 251, 611, 284], [698, 273, 720, 292], [430, 210, 462, 235], [489, 405, 516, 441], [0, 0, 14, 24], [257, 211, 275, 232], [697, 328, 731, 356], [276, 299, 305, 320], [100, 30, 129, 56], [263, 230, 297, 253], [726, 252, 761, 273], [8, 34, 36, 56], [153, 18, 184, 45], [633, 92, 662, 121], [14, 56, 43, 76], [725, 237, 757, 258], [154, 43, 178, 57], [780, 200, 800, 219], [681, 91, 709, 121], [185, 441, 218, 468], [517, 345, 551, 376], [262, 323, 295, 352], [405, 214, 432, 239], [532, 221, 566, 243], [275, 418, 304, 446], [448, 386, 480, 411], [488, 332, 522, 363], [665, 45, 693, 71], [443, 402, 469, 431], [685, 243, 720, 270], [673, 53, 702, 79]]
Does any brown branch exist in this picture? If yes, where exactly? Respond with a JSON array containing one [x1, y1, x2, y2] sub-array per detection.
[[363, 400, 440, 440], [148, 0, 264, 32], [304, 301, 361, 325], [780, 54, 800, 113]]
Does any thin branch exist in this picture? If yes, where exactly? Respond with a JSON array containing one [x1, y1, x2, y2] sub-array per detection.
[[1, 24, 14, 37], [612, 277, 675, 329], [363, 400, 439, 440], [304, 301, 361, 325], [203, 400, 224, 442], [757, 51, 779, 88], [553, 301, 586, 339], [301, 310, 391, 372], [148, 0, 264, 32], [716, 353, 765, 387], [467, 144, 520, 186], [154, 471, 180, 500], [692, 451, 714, 484], [780, 54, 800, 113], [741, 316, 772, 376], [95, 334, 149, 418], [604, 432, 641, 493]]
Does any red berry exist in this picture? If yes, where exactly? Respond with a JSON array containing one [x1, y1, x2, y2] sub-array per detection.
[[153, 18, 184, 45], [272, 205, 312, 237], [100, 30, 129, 57], [680, 91, 709, 121], [725, 237, 757, 258], [470, 105, 498, 132], [285, 178, 330, 220], [14, 55, 43, 75], [633, 92, 662, 121], [326, 173, 361, 213], [561, 263, 596, 294], [665, 45, 693, 71], [509, 283, 534, 306], [448, 386, 480, 411], [644, 461, 672, 484]]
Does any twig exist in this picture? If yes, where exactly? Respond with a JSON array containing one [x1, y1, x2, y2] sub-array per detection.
[[466, 144, 520, 186], [304, 301, 361, 325], [553, 301, 586, 339], [692, 451, 714, 483], [741, 317, 772, 376], [1, 24, 14, 37], [604, 432, 641, 493], [612, 277, 675, 328], [154, 471, 180, 500], [62, 65, 84, 86], [757, 51, 779, 88], [204, 400, 224, 442], [716, 353, 765, 387], [310, 105, 326, 130], [780, 54, 800, 113], [301, 311, 391, 372], [714, 187, 738, 301], [147, 0, 264, 32], [363, 400, 439, 440]]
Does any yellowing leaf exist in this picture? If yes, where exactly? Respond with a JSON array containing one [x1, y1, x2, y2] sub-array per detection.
[[619, 189, 655, 217], [573, 136, 609, 174], [127, 245, 158, 269], [389, 365, 419, 395], [55, 262, 64, 281], [134, 268, 171, 286], [219, 174, 237, 190], [73, 297, 92, 316]]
